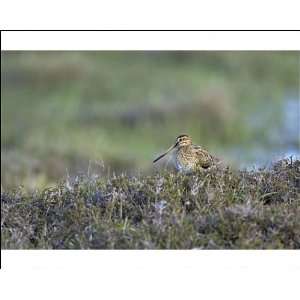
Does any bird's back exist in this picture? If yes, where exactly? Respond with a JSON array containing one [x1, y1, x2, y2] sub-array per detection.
[[191, 145, 214, 168], [175, 144, 216, 172]]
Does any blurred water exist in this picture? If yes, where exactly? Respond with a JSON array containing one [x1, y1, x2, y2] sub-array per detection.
[[229, 96, 300, 170], [282, 98, 300, 145]]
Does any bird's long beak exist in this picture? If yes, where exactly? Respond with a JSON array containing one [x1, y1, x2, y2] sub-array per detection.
[[153, 142, 178, 163]]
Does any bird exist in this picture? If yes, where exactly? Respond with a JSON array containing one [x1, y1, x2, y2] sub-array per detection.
[[153, 134, 219, 173]]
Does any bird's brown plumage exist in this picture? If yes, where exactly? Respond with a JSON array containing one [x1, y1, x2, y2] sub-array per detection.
[[153, 135, 220, 173]]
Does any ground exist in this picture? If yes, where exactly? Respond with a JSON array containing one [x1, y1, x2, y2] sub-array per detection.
[[2, 158, 299, 249]]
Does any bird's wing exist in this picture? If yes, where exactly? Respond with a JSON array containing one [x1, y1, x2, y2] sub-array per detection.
[[192, 145, 215, 168]]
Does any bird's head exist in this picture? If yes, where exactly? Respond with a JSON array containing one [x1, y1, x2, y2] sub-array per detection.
[[175, 134, 192, 147], [153, 134, 192, 163]]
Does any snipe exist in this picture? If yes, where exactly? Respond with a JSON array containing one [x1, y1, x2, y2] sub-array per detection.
[[153, 134, 219, 173]]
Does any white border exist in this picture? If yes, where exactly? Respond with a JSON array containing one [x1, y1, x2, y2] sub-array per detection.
[[2, 31, 300, 50], [1, 250, 300, 300], [1, 0, 300, 30]]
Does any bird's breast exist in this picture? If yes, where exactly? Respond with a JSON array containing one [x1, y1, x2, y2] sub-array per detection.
[[174, 149, 196, 173]]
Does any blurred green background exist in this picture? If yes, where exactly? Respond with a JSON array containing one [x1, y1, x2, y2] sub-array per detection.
[[1, 51, 300, 190]]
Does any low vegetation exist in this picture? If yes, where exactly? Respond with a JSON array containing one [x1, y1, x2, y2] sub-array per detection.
[[2, 158, 299, 249]]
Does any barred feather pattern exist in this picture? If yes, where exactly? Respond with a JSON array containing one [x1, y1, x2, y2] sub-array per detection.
[[174, 145, 215, 173]]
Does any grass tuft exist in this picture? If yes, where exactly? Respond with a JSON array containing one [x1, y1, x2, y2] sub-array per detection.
[[1, 159, 300, 249]]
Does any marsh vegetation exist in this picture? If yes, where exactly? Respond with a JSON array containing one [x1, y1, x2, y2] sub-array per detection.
[[2, 159, 300, 249]]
